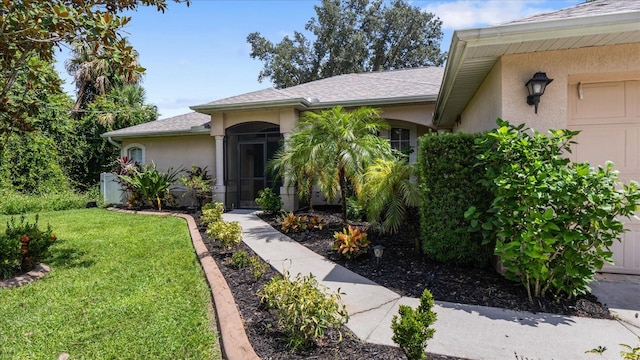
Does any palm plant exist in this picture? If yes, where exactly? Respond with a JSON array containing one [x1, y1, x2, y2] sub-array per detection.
[[272, 106, 394, 222], [359, 157, 419, 234], [117, 162, 182, 211]]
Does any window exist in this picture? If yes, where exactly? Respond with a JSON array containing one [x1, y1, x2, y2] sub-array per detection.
[[389, 128, 410, 152], [124, 144, 145, 164]]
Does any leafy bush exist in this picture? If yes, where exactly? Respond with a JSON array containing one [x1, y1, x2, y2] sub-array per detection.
[[333, 225, 369, 259], [117, 162, 182, 210], [359, 157, 419, 234], [229, 250, 249, 269], [391, 289, 437, 360], [0, 215, 57, 279], [469, 119, 640, 299], [0, 189, 97, 215], [206, 220, 242, 249], [346, 196, 366, 221], [417, 132, 493, 268], [258, 271, 349, 351], [307, 215, 324, 231], [200, 202, 224, 226], [280, 212, 308, 233], [179, 165, 212, 210], [249, 256, 268, 280], [255, 188, 282, 215]]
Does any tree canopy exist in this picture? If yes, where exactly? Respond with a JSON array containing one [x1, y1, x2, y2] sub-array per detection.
[[247, 0, 446, 89], [0, 0, 189, 135]]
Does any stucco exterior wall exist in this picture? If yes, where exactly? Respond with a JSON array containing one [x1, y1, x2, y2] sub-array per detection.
[[457, 43, 640, 133], [456, 59, 503, 133], [209, 109, 299, 136], [379, 104, 435, 127], [500, 43, 640, 132], [122, 135, 215, 173]]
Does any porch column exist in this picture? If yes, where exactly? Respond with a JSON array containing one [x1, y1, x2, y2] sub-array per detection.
[[213, 135, 226, 204], [279, 132, 298, 212]]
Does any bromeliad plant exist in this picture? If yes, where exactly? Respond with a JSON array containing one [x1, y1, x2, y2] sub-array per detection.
[[333, 225, 370, 259], [0, 215, 56, 279], [117, 162, 182, 211], [467, 119, 640, 300]]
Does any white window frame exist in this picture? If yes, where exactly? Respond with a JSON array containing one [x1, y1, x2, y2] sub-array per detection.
[[389, 127, 411, 153], [123, 143, 145, 165]]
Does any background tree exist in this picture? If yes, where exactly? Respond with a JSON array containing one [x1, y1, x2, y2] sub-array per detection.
[[247, 0, 446, 88], [0, 0, 189, 137]]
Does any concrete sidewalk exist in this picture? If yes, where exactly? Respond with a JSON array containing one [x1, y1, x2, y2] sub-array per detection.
[[223, 210, 640, 360]]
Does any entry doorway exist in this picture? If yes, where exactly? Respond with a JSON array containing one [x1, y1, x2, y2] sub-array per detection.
[[225, 123, 281, 209]]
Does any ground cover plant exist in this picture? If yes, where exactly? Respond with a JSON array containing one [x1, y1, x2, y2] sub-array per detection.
[[0, 209, 220, 360]]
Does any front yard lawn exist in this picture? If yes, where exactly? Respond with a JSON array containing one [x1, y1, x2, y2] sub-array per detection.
[[0, 209, 220, 360]]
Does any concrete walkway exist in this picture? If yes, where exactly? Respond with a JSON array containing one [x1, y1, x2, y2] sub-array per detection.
[[223, 210, 640, 360]]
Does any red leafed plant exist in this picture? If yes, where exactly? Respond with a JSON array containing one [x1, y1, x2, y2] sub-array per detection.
[[333, 225, 369, 259]]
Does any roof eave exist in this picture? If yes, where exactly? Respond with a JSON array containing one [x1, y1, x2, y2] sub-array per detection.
[[307, 95, 438, 109], [433, 11, 640, 128], [100, 128, 211, 141]]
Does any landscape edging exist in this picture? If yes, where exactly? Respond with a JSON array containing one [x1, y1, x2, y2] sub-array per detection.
[[108, 208, 260, 360]]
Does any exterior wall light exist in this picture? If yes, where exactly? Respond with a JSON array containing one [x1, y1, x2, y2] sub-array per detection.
[[525, 72, 553, 114]]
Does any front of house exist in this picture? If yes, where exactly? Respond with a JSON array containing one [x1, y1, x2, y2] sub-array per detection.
[[102, 0, 640, 275]]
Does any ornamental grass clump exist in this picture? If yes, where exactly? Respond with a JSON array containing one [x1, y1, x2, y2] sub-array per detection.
[[258, 270, 349, 351], [0, 215, 56, 279]]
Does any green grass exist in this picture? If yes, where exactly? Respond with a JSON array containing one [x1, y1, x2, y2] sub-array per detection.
[[0, 209, 221, 360]]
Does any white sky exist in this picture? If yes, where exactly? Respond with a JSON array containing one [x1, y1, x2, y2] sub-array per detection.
[[54, 0, 580, 119]]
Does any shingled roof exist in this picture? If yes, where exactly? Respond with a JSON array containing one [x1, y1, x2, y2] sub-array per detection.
[[191, 67, 443, 112], [102, 112, 210, 139]]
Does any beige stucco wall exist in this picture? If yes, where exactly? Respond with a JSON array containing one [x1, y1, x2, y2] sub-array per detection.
[[456, 59, 503, 133], [379, 104, 435, 127], [458, 42, 640, 133], [122, 135, 215, 174], [209, 108, 299, 136]]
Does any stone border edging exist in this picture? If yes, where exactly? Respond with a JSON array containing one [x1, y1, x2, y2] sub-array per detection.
[[108, 208, 260, 360], [0, 263, 51, 289]]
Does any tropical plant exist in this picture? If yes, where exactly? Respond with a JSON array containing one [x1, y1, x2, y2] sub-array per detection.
[[258, 270, 349, 351], [280, 212, 308, 234], [229, 250, 249, 269], [179, 165, 212, 209], [271, 106, 394, 222], [116, 162, 182, 210], [206, 220, 242, 249], [249, 255, 268, 280], [391, 289, 437, 360], [468, 119, 640, 299], [333, 225, 370, 259], [255, 188, 282, 214], [359, 157, 419, 234]]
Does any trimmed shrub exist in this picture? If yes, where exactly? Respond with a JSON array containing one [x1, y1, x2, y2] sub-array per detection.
[[391, 289, 437, 360], [258, 271, 348, 351], [417, 133, 493, 268], [200, 202, 224, 226], [206, 220, 242, 249], [255, 188, 282, 215]]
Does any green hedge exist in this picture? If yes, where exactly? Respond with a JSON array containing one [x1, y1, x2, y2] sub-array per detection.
[[417, 133, 493, 268]]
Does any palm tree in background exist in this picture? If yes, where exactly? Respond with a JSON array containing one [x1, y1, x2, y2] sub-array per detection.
[[65, 41, 142, 117]]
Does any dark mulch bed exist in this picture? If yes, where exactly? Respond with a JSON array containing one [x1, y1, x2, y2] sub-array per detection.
[[196, 213, 464, 360], [196, 206, 610, 359]]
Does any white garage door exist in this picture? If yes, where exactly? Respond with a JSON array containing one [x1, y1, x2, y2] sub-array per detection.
[[568, 78, 640, 274]]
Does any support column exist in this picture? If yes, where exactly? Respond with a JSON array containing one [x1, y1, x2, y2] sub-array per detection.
[[279, 132, 298, 211], [213, 135, 226, 204]]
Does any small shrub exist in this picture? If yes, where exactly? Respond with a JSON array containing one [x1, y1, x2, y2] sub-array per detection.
[[307, 215, 324, 231], [179, 165, 212, 210], [280, 212, 307, 233], [201, 202, 224, 226], [255, 188, 282, 215], [346, 196, 365, 221], [249, 255, 268, 280], [206, 220, 242, 249], [229, 250, 249, 269], [258, 271, 348, 351], [333, 225, 369, 259], [391, 289, 437, 360], [0, 215, 57, 279]]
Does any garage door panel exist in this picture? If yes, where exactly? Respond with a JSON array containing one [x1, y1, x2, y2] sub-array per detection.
[[569, 78, 640, 275]]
